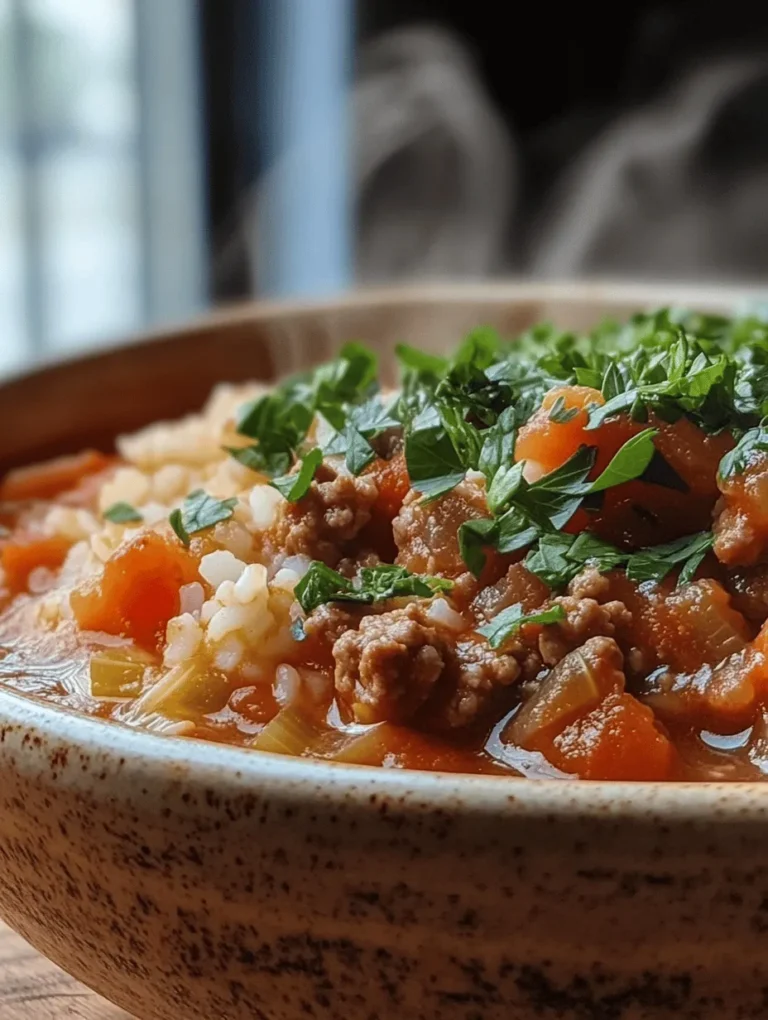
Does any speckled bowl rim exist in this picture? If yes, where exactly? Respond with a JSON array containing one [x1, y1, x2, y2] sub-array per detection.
[[5, 279, 768, 824], [4, 685, 768, 822]]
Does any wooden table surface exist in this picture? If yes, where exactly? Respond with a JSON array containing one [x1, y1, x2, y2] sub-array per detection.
[[0, 922, 131, 1019]]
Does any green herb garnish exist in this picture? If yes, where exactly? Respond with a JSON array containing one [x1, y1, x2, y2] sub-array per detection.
[[294, 562, 453, 615], [523, 528, 712, 590], [718, 425, 768, 480], [586, 428, 658, 493], [548, 395, 579, 424], [625, 531, 713, 585], [169, 490, 238, 546], [477, 603, 567, 649], [103, 501, 143, 524], [270, 448, 324, 502], [224, 444, 292, 477]]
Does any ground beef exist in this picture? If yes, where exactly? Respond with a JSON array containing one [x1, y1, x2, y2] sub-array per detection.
[[269, 463, 378, 565], [336, 549, 381, 578], [393, 481, 489, 593], [567, 566, 611, 601], [333, 603, 446, 723], [301, 603, 365, 648], [713, 499, 765, 567], [538, 595, 633, 667], [437, 637, 522, 728], [331, 600, 522, 728]]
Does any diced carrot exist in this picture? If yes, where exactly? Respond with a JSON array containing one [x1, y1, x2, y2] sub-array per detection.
[[550, 692, 676, 780], [71, 532, 199, 650], [515, 386, 603, 477], [0, 450, 113, 502], [367, 452, 410, 520], [1, 535, 72, 594]]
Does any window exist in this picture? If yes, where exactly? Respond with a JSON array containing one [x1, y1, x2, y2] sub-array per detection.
[[0, 0, 206, 374]]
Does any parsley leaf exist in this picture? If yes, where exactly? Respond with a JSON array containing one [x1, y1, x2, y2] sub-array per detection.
[[170, 489, 238, 545], [548, 395, 579, 424], [270, 448, 323, 502], [458, 517, 498, 577], [478, 406, 518, 484], [103, 502, 143, 524], [524, 534, 577, 589], [477, 603, 566, 649], [224, 444, 292, 477], [525, 532, 625, 589], [718, 425, 768, 480], [294, 562, 453, 614], [235, 343, 379, 468], [344, 425, 375, 476], [586, 428, 658, 493], [486, 461, 525, 516], [405, 427, 466, 500], [169, 509, 190, 546], [625, 531, 713, 585], [395, 343, 448, 376]]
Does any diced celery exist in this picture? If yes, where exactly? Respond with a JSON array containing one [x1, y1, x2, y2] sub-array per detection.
[[89, 651, 147, 700], [252, 706, 327, 756]]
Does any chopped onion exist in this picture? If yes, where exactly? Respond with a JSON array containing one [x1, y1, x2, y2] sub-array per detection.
[[426, 598, 466, 632], [274, 664, 301, 707], [179, 581, 205, 617]]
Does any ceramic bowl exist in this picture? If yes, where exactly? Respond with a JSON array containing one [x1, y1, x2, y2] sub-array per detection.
[[3, 282, 768, 1020]]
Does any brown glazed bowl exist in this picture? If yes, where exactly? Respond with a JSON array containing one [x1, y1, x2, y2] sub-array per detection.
[[3, 282, 768, 1020]]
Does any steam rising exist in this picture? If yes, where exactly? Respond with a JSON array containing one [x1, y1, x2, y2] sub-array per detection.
[[249, 25, 768, 290]]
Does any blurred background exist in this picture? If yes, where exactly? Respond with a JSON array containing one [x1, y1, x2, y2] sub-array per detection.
[[2, 0, 768, 375]]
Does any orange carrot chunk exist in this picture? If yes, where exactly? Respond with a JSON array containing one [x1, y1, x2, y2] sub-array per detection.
[[1, 535, 72, 594], [71, 532, 199, 650], [551, 692, 676, 781], [0, 450, 113, 502]]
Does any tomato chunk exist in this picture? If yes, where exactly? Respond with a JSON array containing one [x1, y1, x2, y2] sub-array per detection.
[[1, 535, 72, 594], [551, 692, 676, 780], [0, 450, 113, 501], [71, 532, 199, 650], [367, 452, 410, 520]]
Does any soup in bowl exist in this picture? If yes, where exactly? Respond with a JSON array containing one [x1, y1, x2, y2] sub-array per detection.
[[2, 284, 768, 1020]]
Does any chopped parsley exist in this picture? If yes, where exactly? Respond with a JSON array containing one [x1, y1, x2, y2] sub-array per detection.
[[523, 529, 713, 590], [477, 603, 567, 649], [294, 562, 453, 615], [718, 424, 768, 480], [270, 448, 323, 502], [548, 396, 579, 424], [211, 307, 768, 593], [169, 490, 238, 546], [103, 501, 143, 524]]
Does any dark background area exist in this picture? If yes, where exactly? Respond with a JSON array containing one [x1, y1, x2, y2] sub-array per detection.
[[201, 1, 768, 301]]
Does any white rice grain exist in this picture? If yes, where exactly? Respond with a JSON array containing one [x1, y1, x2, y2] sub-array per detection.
[[164, 613, 203, 666], [248, 485, 284, 530], [98, 467, 151, 513], [234, 563, 268, 604], [199, 550, 246, 588], [212, 633, 246, 671]]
